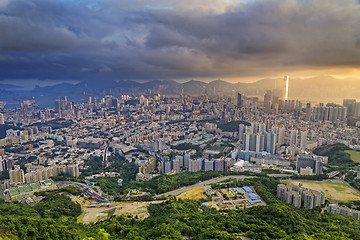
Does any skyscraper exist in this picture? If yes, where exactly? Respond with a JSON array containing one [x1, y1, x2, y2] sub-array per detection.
[[278, 126, 285, 146], [237, 93, 243, 108], [300, 130, 307, 151], [290, 129, 298, 147], [266, 131, 276, 154], [305, 103, 312, 121], [296, 154, 323, 175], [9, 167, 25, 186]]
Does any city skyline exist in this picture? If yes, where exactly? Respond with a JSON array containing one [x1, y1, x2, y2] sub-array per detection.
[[2, 1, 360, 238]]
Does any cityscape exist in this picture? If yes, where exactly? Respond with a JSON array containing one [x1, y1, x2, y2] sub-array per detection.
[[1, 0, 360, 239]]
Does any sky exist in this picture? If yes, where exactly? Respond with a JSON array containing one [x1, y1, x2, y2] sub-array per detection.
[[1, 0, 360, 84]]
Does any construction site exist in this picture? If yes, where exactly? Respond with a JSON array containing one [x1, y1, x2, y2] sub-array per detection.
[[177, 185, 265, 210]]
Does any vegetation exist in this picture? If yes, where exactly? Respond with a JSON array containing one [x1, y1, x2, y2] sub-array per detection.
[[83, 154, 138, 182], [347, 116, 360, 127], [171, 143, 203, 158], [345, 171, 360, 196], [29, 119, 74, 130], [217, 120, 251, 132], [0, 169, 9, 180], [34, 193, 82, 219], [345, 150, 360, 163], [172, 143, 201, 151], [82, 156, 104, 176], [0, 123, 22, 139], [95, 177, 360, 239], [2, 177, 360, 239], [35, 185, 83, 197], [106, 155, 138, 183], [0, 199, 38, 218], [313, 143, 357, 166]]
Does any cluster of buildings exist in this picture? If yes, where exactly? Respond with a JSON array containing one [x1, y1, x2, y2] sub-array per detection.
[[8, 164, 80, 187], [295, 154, 327, 175], [277, 184, 326, 209], [328, 204, 360, 220], [161, 155, 234, 174], [0, 75, 360, 204]]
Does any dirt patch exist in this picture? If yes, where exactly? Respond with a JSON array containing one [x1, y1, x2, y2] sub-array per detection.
[[177, 187, 206, 200]]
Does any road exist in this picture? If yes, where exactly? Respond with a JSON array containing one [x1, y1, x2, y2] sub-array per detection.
[[157, 175, 253, 198], [56, 181, 109, 203]]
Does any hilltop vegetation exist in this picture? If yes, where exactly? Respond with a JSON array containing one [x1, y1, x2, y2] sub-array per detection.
[[1, 177, 360, 239], [217, 120, 251, 132], [314, 143, 357, 166]]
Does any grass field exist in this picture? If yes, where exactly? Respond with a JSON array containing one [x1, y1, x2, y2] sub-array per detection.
[[283, 180, 360, 203], [345, 150, 360, 163], [177, 187, 206, 200]]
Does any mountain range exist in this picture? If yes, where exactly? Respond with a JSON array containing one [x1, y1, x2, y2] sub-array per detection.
[[0, 76, 358, 106]]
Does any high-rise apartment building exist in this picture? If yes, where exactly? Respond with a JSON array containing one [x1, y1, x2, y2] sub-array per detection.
[[9, 167, 25, 186], [300, 130, 307, 151], [237, 93, 243, 108], [277, 184, 325, 209], [305, 103, 312, 121], [289, 129, 298, 147], [296, 154, 324, 175]]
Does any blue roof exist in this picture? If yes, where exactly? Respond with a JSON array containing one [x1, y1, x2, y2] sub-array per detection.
[[242, 186, 253, 193], [235, 188, 241, 193], [201, 202, 210, 207], [248, 193, 258, 200], [251, 200, 262, 204]]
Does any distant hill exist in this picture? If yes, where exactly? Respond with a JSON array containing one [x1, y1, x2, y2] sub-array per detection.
[[0, 83, 23, 89], [0, 76, 358, 106]]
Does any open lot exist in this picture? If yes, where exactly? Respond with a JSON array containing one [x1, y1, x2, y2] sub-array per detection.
[[283, 180, 360, 202], [79, 206, 111, 223], [345, 150, 360, 163], [78, 201, 163, 223], [178, 187, 206, 200]]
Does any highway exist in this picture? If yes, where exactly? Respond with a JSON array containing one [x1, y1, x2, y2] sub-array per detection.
[[56, 181, 109, 203], [57, 175, 253, 203]]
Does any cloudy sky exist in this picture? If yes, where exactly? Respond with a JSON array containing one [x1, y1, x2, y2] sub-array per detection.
[[1, 0, 360, 83]]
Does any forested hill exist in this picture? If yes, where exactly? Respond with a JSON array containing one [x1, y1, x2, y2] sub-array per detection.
[[1, 177, 360, 239]]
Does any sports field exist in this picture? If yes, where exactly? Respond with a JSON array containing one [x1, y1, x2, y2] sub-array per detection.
[[345, 150, 360, 163], [283, 180, 360, 203]]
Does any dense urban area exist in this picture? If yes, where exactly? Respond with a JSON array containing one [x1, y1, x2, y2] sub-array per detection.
[[1, 79, 360, 239]]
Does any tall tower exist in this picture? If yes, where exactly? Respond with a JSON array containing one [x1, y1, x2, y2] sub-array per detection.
[[305, 103, 312, 121], [284, 75, 289, 100], [237, 93, 243, 108], [290, 129, 298, 147], [300, 130, 307, 151]]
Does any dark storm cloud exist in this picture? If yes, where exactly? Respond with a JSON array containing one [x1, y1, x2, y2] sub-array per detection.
[[1, 0, 360, 81]]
